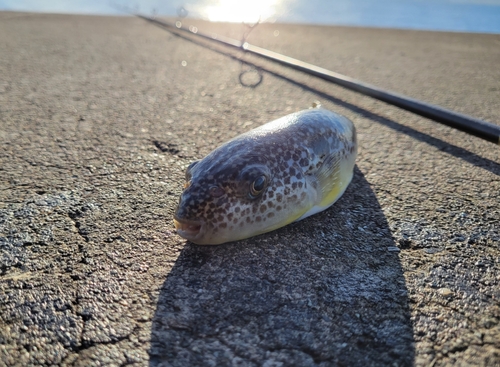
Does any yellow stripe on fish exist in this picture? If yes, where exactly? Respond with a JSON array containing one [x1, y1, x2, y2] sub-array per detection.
[[174, 108, 357, 245]]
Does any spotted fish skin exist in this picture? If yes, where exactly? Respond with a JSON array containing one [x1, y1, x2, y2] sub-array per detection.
[[174, 108, 357, 245]]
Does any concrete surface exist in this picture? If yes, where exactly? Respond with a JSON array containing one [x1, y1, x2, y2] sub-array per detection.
[[1, 12, 499, 367]]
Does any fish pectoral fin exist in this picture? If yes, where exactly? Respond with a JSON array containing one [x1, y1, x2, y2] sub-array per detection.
[[315, 153, 344, 207]]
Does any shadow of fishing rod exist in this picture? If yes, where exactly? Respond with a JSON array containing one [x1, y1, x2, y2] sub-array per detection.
[[117, 6, 499, 176], [155, 19, 500, 177], [130, 9, 500, 146], [111, 3, 500, 177]]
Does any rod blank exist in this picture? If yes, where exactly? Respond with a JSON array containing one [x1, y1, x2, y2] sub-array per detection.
[[138, 14, 500, 145]]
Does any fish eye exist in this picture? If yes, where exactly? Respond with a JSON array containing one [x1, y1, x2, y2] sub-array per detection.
[[250, 175, 267, 198]]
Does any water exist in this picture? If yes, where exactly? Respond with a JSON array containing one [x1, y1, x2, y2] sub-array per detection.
[[1, 0, 500, 34], [285, 0, 500, 34]]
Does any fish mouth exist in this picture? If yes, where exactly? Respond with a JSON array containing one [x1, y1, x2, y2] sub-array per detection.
[[173, 216, 204, 241]]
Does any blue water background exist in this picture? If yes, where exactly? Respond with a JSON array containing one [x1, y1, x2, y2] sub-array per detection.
[[286, 0, 500, 34], [1, 0, 500, 34]]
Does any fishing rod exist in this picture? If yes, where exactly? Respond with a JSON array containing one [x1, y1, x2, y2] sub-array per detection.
[[133, 11, 500, 145]]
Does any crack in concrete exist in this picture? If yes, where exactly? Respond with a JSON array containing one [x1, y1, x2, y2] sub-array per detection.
[[67, 209, 89, 243]]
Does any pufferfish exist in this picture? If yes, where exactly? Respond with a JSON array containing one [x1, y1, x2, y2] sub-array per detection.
[[173, 107, 357, 245]]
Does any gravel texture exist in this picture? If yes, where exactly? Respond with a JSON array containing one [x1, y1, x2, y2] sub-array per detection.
[[0, 12, 499, 367]]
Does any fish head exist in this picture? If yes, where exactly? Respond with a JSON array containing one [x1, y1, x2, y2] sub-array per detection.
[[173, 141, 311, 245]]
